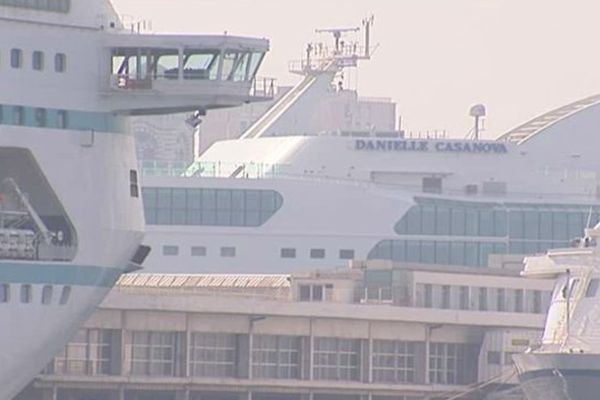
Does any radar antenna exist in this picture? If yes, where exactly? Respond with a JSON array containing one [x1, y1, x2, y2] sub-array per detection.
[[291, 15, 376, 74]]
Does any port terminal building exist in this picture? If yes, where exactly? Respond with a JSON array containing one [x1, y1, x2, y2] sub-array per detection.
[[17, 260, 552, 400]]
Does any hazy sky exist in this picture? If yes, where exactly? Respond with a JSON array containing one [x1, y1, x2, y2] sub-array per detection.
[[112, 0, 600, 138]]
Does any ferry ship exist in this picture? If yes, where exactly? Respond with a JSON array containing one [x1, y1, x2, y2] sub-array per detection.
[[0, 1, 271, 398], [139, 32, 600, 274], [513, 226, 600, 400]]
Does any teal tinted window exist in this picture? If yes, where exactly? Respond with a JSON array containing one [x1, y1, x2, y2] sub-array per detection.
[[465, 209, 479, 236], [568, 212, 584, 238], [479, 210, 494, 236], [406, 241, 420, 262], [508, 210, 524, 238], [0, 0, 70, 13], [436, 206, 451, 235], [523, 211, 539, 239], [450, 208, 466, 236], [450, 242, 465, 265], [421, 205, 436, 235], [539, 211, 553, 240], [435, 241, 450, 264], [421, 241, 435, 263], [143, 187, 283, 227], [382, 199, 600, 267], [494, 211, 507, 236]]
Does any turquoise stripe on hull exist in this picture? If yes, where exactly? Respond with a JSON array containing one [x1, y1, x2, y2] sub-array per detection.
[[0, 262, 122, 287], [0, 104, 125, 133]]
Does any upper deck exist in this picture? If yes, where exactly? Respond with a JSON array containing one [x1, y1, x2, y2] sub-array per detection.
[[0, 0, 274, 117], [102, 33, 274, 115]]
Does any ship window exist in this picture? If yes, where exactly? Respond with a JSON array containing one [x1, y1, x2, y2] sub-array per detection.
[[191, 246, 207, 257], [20, 284, 32, 303], [487, 351, 501, 365], [32, 51, 44, 71], [129, 169, 139, 198], [339, 249, 355, 260], [422, 177, 442, 194], [10, 48, 22, 68], [162, 245, 179, 256], [0, 284, 9, 303], [586, 278, 600, 297], [55, 53, 67, 72], [41, 285, 53, 305], [59, 286, 71, 305], [281, 248, 296, 258], [310, 248, 325, 259], [220, 246, 236, 257], [35, 108, 47, 127], [13, 106, 24, 125], [57, 110, 68, 129]]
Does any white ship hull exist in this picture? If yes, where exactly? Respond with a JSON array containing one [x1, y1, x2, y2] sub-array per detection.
[[0, 127, 144, 399], [514, 353, 600, 400]]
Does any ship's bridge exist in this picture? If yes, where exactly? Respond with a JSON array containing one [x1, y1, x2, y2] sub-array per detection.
[[101, 33, 274, 115]]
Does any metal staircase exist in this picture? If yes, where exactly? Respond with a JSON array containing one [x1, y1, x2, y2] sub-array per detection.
[[240, 59, 338, 139]]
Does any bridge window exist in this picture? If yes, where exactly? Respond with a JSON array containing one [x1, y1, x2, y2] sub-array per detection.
[[32, 51, 44, 71], [10, 48, 22, 69], [183, 50, 220, 80]]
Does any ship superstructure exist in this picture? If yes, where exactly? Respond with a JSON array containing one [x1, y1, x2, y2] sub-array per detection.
[[0, 1, 271, 397], [513, 226, 600, 400], [140, 88, 600, 274]]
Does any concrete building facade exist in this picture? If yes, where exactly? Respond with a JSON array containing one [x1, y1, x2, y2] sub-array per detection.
[[18, 261, 553, 400]]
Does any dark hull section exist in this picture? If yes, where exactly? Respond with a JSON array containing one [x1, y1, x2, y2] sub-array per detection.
[[519, 369, 600, 400]]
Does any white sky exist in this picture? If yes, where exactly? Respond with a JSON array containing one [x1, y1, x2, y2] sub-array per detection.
[[112, 0, 600, 138]]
